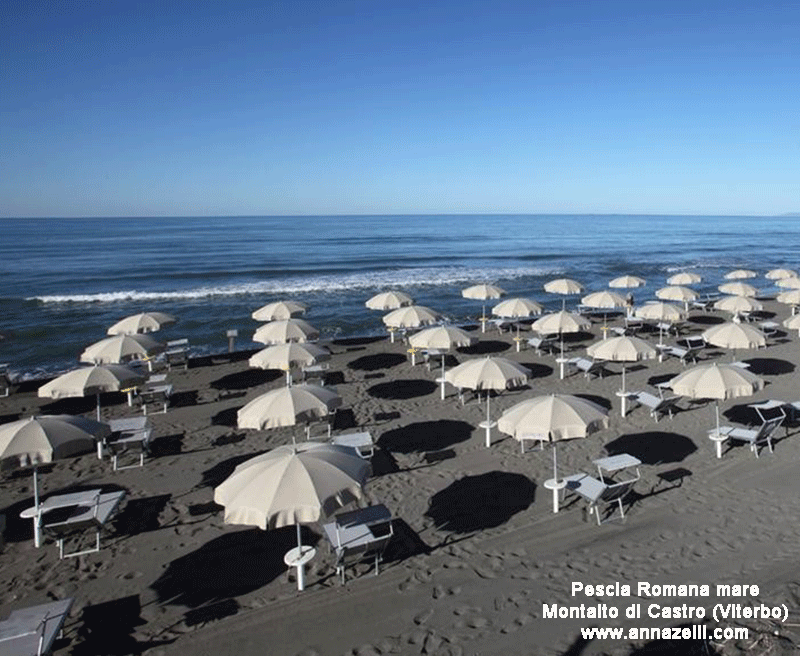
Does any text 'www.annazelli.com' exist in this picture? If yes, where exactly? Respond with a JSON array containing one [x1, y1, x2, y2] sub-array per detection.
[[578, 625, 749, 641]]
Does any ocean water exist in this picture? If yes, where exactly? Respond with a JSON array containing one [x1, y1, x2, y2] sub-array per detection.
[[0, 214, 796, 379]]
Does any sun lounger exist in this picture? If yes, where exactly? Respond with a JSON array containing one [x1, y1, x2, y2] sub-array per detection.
[[566, 357, 605, 379], [660, 345, 702, 364], [330, 431, 374, 459], [106, 419, 152, 471], [322, 504, 393, 584], [630, 391, 681, 421], [0, 598, 73, 656], [708, 416, 783, 458], [301, 363, 329, 383], [527, 335, 558, 355], [164, 339, 189, 371], [139, 385, 172, 414], [562, 473, 636, 525]]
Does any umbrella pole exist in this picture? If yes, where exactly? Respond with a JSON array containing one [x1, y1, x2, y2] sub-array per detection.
[[620, 365, 627, 417], [545, 443, 566, 514], [293, 523, 307, 591], [96, 393, 101, 422], [33, 467, 41, 548], [440, 358, 446, 400], [484, 392, 492, 448]]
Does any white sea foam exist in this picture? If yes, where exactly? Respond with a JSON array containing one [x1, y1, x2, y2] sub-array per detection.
[[30, 265, 562, 303]]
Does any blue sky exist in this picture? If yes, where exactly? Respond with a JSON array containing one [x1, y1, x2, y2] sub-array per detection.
[[2, 0, 798, 217]]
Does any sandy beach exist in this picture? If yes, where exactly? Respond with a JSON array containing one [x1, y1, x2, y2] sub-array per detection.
[[2, 300, 800, 656]]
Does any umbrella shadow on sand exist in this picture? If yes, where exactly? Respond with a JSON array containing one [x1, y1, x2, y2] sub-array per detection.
[[458, 340, 510, 355], [197, 452, 269, 489], [574, 393, 613, 412], [604, 432, 697, 466], [210, 369, 282, 391], [425, 471, 536, 536], [378, 420, 474, 454], [39, 392, 126, 416], [739, 357, 794, 376], [151, 526, 320, 608], [347, 353, 406, 372], [367, 379, 437, 400], [517, 362, 554, 380]]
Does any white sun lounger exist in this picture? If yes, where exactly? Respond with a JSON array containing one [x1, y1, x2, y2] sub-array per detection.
[[708, 416, 783, 458], [322, 504, 393, 584], [0, 598, 73, 656], [630, 391, 681, 421], [561, 473, 636, 525], [566, 357, 605, 379]]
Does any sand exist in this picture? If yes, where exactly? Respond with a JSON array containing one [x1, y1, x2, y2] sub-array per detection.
[[1, 302, 800, 655]]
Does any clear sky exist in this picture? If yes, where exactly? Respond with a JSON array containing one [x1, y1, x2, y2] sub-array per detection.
[[2, 0, 798, 217]]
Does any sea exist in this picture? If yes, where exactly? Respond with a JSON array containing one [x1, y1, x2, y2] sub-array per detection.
[[1, 214, 797, 380]]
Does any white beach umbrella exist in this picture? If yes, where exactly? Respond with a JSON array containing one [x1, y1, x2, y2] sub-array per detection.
[[776, 289, 800, 307], [492, 297, 543, 318], [580, 290, 628, 309], [80, 333, 164, 366], [724, 269, 757, 280], [667, 271, 702, 285], [107, 311, 177, 335], [609, 275, 646, 288], [766, 268, 798, 280], [251, 300, 307, 322], [531, 310, 591, 359], [634, 301, 685, 323], [670, 363, 764, 456], [409, 325, 475, 399], [237, 384, 342, 439], [655, 285, 698, 310], [462, 284, 506, 332], [248, 343, 330, 385], [38, 364, 145, 421], [544, 278, 585, 310], [718, 281, 758, 297], [253, 319, 320, 345], [214, 442, 370, 589], [445, 357, 529, 447], [702, 322, 766, 351], [783, 314, 800, 335], [382, 305, 441, 328], [587, 336, 657, 416], [776, 277, 800, 290], [498, 394, 608, 513], [365, 290, 414, 311], [713, 295, 763, 316]]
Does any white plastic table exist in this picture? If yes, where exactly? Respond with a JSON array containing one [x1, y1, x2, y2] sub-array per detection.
[[544, 478, 567, 513], [331, 432, 374, 458], [593, 454, 641, 484], [283, 546, 316, 591]]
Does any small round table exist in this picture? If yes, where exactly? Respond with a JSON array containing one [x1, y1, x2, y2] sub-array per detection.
[[543, 478, 567, 514], [284, 546, 316, 591], [708, 432, 728, 459], [556, 357, 569, 380], [478, 419, 497, 448]]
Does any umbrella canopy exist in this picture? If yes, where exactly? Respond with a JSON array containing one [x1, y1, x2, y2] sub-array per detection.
[[776, 277, 800, 289], [766, 268, 798, 280], [251, 300, 307, 322], [408, 325, 474, 350], [777, 289, 800, 306], [382, 305, 441, 328], [634, 302, 685, 322], [724, 269, 757, 280], [667, 271, 702, 285], [580, 290, 628, 309], [365, 290, 414, 311], [670, 362, 764, 400], [713, 295, 763, 315], [107, 311, 177, 335], [655, 285, 698, 303], [38, 365, 145, 421], [491, 297, 543, 318], [80, 333, 164, 365], [498, 394, 609, 442], [587, 336, 657, 416], [445, 357, 529, 447], [213, 443, 370, 530], [718, 281, 757, 297], [544, 278, 584, 295], [249, 343, 330, 384], [609, 275, 646, 288], [531, 310, 590, 336], [702, 322, 766, 350], [253, 319, 320, 345], [461, 284, 506, 301], [783, 314, 800, 333], [237, 384, 342, 431]]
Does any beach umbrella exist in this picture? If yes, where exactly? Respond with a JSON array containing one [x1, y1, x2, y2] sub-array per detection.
[[544, 278, 584, 309], [713, 295, 763, 317], [38, 364, 145, 421], [587, 336, 657, 417], [214, 442, 370, 590], [655, 285, 698, 311], [491, 297, 543, 318], [107, 311, 177, 335], [408, 326, 475, 399], [251, 300, 307, 322], [634, 302, 686, 345], [444, 357, 529, 447], [777, 289, 800, 309], [766, 268, 798, 280], [498, 394, 608, 513], [669, 363, 764, 457], [718, 281, 757, 297], [702, 321, 766, 351], [783, 314, 800, 335], [609, 275, 646, 288], [365, 290, 413, 311], [776, 277, 800, 290], [667, 272, 702, 285], [462, 284, 506, 332], [80, 333, 164, 366], [248, 343, 330, 385], [531, 310, 590, 363], [382, 305, 441, 328], [253, 319, 320, 345], [724, 269, 757, 280], [580, 290, 628, 310], [237, 384, 342, 440], [0, 415, 108, 546]]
